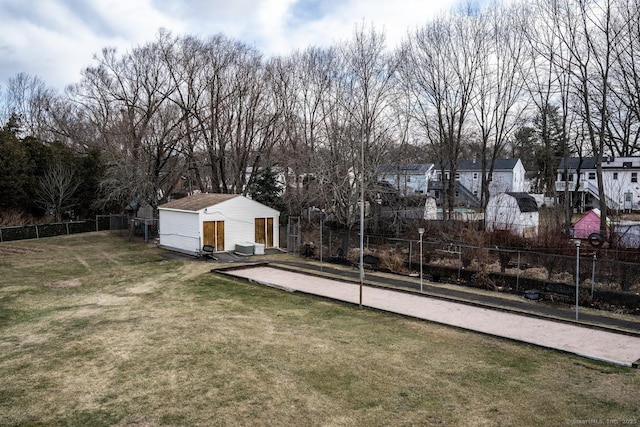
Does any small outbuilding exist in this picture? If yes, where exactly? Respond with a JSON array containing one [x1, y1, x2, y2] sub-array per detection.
[[158, 193, 280, 256], [572, 208, 610, 240], [485, 192, 539, 238]]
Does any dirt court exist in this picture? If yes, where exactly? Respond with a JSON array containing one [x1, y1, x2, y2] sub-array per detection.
[[221, 265, 640, 367]]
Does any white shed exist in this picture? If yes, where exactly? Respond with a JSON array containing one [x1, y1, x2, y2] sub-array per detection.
[[158, 193, 280, 256], [485, 192, 539, 238]]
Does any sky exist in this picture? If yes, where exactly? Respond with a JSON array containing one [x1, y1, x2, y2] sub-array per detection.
[[0, 0, 463, 91]]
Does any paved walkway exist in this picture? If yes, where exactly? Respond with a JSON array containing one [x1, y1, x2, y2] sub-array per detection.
[[220, 265, 640, 367]]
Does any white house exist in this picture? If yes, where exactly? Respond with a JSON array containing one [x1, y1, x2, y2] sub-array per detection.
[[485, 192, 539, 238], [444, 158, 528, 198], [377, 163, 435, 196], [556, 156, 640, 211], [158, 193, 280, 256]]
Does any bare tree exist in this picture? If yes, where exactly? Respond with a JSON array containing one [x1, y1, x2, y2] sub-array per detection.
[[472, 4, 530, 209], [35, 162, 80, 222], [606, 0, 640, 156], [316, 24, 397, 234], [69, 31, 183, 208], [530, 0, 630, 234], [265, 47, 336, 216], [0, 73, 55, 140], [400, 12, 482, 219]]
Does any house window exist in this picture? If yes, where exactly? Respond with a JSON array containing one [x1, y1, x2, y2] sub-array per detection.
[[633, 173, 638, 183], [613, 172, 618, 180], [473, 172, 478, 180], [436, 173, 442, 181], [455, 172, 460, 180], [445, 172, 450, 180], [473, 190, 478, 196], [588, 172, 596, 180], [455, 190, 460, 198], [568, 174, 574, 182]]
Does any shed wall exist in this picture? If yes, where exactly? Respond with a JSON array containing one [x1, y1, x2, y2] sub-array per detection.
[[573, 212, 601, 239], [486, 194, 539, 237], [200, 197, 280, 251], [158, 210, 201, 255]]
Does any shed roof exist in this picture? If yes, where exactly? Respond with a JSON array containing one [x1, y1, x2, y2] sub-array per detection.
[[159, 193, 239, 211], [506, 192, 538, 212]]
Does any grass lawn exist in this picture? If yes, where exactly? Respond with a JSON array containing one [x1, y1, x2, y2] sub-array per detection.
[[0, 232, 638, 426]]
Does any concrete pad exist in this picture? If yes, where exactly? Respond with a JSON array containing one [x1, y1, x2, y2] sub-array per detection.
[[223, 265, 640, 367]]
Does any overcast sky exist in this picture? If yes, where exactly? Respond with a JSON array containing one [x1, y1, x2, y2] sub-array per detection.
[[0, 0, 466, 91]]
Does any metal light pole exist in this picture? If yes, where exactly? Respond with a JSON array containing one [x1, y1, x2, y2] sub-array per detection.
[[419, 228, 425, 292], [320, 214, 323, 272], [574, 239, 581, 321], [359, 136, 365, 310]]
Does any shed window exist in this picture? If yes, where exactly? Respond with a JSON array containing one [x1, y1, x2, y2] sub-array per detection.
[[613, 172, 618, 180], [588, 172, 595, 180], [633, 173, 638, 183]]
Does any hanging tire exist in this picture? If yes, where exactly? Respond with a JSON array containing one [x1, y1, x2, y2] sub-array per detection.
[[588, 232, 604, 247]]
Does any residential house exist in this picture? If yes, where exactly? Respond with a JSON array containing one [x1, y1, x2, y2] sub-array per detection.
[[429, 158, 527, 207], [556, 156, 640, 212], [377, 163, 435, 196]]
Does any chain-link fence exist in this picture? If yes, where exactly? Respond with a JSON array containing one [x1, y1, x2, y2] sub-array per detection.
[[284, 225, 640, 311], [0, 215, 158, 243]]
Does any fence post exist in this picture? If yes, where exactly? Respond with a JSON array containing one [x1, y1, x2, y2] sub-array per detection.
[[0, 227, 3, 242], [516, 251, 520, 291], [35, 225, 40, 239], [591, 253, 596, 298], [66, 222, 70, 235]]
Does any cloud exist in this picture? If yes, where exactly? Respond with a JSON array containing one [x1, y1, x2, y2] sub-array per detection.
[[0, 0, 460, 91]]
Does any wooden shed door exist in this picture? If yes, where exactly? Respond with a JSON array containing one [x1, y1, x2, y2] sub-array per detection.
[[203, 221, 224, 251], [254, 218, 274, 247]]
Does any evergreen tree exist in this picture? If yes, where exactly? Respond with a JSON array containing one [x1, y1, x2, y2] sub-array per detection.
[[0, 117, 31, 210], [247, 167, 287, 215]]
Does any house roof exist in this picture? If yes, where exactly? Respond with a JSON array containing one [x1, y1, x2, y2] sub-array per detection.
[[557, 157, 599, 170], [434, 158, 520, 171], [506, 192, 538, 212], [378, 163, 434, 175], [159, 193, 239, 211], [558, 156, 640, 170]]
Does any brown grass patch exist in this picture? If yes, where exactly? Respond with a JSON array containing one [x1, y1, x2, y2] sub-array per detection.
[[0, 232, 638, 426], [47, 278, 83, 288]]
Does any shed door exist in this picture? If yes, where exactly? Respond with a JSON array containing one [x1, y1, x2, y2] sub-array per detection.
[[254, 218, 274, 247], [203, 221, 224, 251]]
